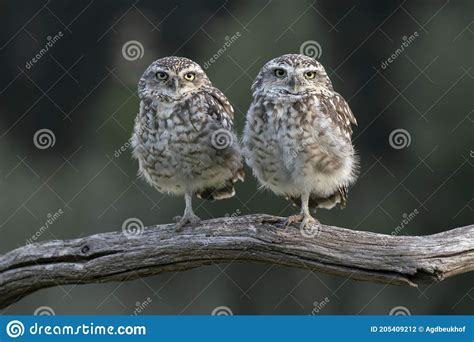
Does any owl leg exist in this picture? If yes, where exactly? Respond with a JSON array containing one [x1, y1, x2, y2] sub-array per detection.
[[299, 191, 318, 230], [175, 192, 201, 231], [283, 192, 318, 230], [282, 193, 307, 228]]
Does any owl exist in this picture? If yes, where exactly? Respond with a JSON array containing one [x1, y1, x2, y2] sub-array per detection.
[[132, 56, 244, 230], [243, 54, 358, 230]]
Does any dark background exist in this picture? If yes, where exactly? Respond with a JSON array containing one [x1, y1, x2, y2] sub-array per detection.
[[0, 0, 472, 315]]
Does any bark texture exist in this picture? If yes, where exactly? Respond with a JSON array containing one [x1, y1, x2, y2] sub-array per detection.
[[0, 214, 473, 309]]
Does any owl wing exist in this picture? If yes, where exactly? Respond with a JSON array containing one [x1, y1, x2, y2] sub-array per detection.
[[297, 91, 357, 209], [194, 86, 244, 201], [201, 86, 235, 129], [288, 185, 349, 210], [318, 91, 357, 141]]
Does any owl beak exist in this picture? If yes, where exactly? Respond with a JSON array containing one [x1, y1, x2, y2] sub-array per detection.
[[288, 77, 299, 93], [169, 77, 180, 94]]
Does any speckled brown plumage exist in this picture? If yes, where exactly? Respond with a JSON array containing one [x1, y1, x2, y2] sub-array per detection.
[[132, 56, 244, 230], [243, 54, 358, 230]]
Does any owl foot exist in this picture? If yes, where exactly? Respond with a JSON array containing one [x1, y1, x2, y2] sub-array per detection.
[[282, 214, 304, 228], [282, 214, 319, 231], [300, 214, 319, 231], [174, 213, 201, 232]]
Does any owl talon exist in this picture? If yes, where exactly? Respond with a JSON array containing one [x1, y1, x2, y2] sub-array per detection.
[[300, 215, 318, 230], [282, 214, 304, 228], [174, 213, 201, 232]]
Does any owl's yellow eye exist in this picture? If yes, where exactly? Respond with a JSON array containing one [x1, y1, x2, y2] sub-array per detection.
[[304, 71, 316, 79], [184, 72, 195, 81], [274, 68, 287, 78], [156, 72, 168, 80]]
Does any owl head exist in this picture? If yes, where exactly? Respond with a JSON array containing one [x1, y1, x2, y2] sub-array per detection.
[[251, 54, 333, 97], [138, 56, 211, 101]]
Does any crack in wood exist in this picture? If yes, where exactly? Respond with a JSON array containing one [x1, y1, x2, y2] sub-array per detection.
[[0, 214, 472, 310]]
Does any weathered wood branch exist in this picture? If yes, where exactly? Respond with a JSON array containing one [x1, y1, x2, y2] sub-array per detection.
[[0, 214, 473, 309]]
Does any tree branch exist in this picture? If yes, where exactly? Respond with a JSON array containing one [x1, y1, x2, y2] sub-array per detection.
[[0, 214, 473, 310]]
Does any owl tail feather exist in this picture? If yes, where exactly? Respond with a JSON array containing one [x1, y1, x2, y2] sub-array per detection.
[[196, 183, 236, 201], [287, 186, 349, 210], [196, 167, 244, 201]]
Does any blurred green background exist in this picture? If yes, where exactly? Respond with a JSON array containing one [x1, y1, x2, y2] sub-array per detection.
[[0, 0, 472, 315]]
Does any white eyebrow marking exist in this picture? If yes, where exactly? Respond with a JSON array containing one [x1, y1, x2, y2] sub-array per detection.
[[178, 67, 201, 76]]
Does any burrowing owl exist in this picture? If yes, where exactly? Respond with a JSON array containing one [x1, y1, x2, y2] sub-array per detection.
[[132, 56, 244, 230], [243, 54, 358, 230]]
